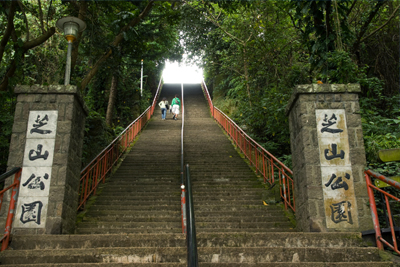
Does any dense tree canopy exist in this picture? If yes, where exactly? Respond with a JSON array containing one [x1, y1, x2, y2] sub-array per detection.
[[180, 0, 399, 173], [0, 0, 399, 176], [0, 0, 183, 171]]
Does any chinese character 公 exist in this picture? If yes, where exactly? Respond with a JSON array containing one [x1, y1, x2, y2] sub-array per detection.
[[325, 173, 351, 190], [22, 173, 49, 191]]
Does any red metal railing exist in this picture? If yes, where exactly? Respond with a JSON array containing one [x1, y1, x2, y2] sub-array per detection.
[[78, 78, 163, 210], [0, 167, 22, 251], [201, 80, 295, 212], [365, 169, 400, 254]]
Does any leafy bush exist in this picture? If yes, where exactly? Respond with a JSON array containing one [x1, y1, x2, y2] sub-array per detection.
[[81, 111, 114, 168], [0, 93, 16, 174]]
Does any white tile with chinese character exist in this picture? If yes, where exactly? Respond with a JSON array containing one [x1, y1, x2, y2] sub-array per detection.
[[324, 198, 359, 229], [321, 166, 359, 229], [26, 111, 58, 139], [19, 167, 52, 197], [14, 196, 48, 228], [317, 137, 350, 166], [316, 110, 347, 138], [22, 139, 55, 167]]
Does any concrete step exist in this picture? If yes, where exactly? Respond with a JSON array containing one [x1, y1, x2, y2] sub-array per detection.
[[3, 246, 381, 265], [1, 237, 388, 265], [77, 221, 181, 228], [191, 200, 267, 206], [197, 264, 392, 267], [9, 234, 185, 250], [82, 216, 180, 223], [99, 186, 180, 191], [196, 228, 295, 233], [99, 186, 181, 191], [194, 210, 286, 217], [195, 221, 293, 230], [193, 205, 278, 212], [196, 232, 366, 247], [0, 263, 186, 266], [84, 210, 180, 218], [0, 247, 187, 265], [92, 196, 180, 202], [193, 216, 290, 223], [87, 204, 180, 211], [75, 228, 183, 234], [93, 199, 181, 205], [196, 246, 382, 263]]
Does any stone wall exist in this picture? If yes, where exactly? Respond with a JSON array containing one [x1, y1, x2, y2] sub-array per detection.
[[285, 84, 373, 232], [6, 85, 88, 234]]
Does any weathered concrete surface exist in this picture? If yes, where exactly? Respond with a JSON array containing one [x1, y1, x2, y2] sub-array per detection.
[[5, 84, 87, 235], [0, 84, 392, 266], [286, 84, 373, 233]]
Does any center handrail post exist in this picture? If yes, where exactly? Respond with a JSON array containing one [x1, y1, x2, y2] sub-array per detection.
[[186, 164, 198, 267], [181, 82, 187, 234]]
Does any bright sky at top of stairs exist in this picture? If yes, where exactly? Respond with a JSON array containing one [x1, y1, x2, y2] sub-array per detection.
[[163, 60, 203, 84]]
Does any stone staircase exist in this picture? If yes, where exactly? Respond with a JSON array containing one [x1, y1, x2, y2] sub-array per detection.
[[182, 84, 391, 266], [0, 84, 394, 266], [0, 85, 187, 266]]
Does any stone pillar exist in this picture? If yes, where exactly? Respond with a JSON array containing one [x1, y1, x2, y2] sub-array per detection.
[[285, 84, 373, 232], [6, 85, 88, 234]]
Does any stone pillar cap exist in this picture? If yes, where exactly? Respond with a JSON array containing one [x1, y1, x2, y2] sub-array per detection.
[[285, 83, 361, 116], [14, 84, 89, 115]]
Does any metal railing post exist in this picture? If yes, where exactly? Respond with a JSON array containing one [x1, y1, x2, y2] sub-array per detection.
[[186, 164, 198, 267], [365, 172, 384, 250], [1, 168, 22, 251], [180, 82, 187, 234]]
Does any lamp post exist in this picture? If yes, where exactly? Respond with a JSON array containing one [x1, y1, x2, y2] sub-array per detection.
[[56, 17, 86, 85]]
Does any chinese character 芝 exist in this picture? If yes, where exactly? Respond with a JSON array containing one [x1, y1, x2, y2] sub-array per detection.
[[28, 144, 49, 161], [324, 144, 345, 160], [20, 201, 43, 225], [330, 201, 353, 224], [22, 173, 49, 190], [30, 115, 52, 135], [325, 173, 351, 190], [321, 114, 343, 134]]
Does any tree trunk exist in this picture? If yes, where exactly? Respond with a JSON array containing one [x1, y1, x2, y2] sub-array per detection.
[[0, 1, 16, 63], [79, 1, 154, 91], [325, 1, 333, 51], [352, 0, 387, 54], [71, 1, 88, 73], [106, 75, 118, 126], [243, 45, 252, 106], [0, 27, 56, 91]]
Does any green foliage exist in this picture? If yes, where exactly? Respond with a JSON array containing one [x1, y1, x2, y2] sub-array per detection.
[[291, 0, 353, 73], [0, 92, 15, 174], [183, 0, 399, 175], [0, 0, 398, 181], [322, 50, 359, 83], [82, 110, 114, 168], [359, 74, 400, 169], [0, 1, 184, 173]]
